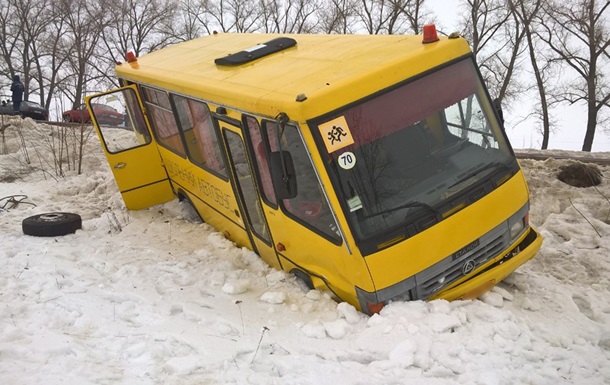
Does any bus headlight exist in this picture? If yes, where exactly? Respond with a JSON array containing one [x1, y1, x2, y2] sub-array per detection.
[[510, 218, 525, 240], [508, 205, 529, 242]]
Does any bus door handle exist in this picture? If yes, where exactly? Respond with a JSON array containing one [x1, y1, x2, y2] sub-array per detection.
[[113, 162, 126, 169]]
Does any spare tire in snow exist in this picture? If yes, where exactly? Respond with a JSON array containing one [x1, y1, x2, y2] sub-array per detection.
[[22, 212, 82, 237]]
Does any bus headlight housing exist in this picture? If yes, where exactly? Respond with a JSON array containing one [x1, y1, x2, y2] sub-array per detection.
[[510, 218, 524, 239], [508, 205, 529, 242]]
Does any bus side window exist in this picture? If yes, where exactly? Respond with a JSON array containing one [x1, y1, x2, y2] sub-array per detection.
[[243, 115, 277, 206], [172, 95, 227, 177], [140, 86, 186, 156], [123, 88, 149, 139], [91, 88, 150, 153], [264, 120, 340, 242]]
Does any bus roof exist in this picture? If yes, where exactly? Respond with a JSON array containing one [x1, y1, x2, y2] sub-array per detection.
[[117, 32, 472, 121]]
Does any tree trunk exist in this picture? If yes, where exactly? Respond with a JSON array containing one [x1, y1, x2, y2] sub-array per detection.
[[581, 99, 597, 152], [523, 20, 549, 149]]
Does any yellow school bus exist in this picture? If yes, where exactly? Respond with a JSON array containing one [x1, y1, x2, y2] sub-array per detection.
[[86, 27, 542, 314]]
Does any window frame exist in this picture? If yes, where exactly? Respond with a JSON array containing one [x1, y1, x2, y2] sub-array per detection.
[[139, 85, 187, 158], [262, 119, 342, 244], [242, 114, 278, 209]]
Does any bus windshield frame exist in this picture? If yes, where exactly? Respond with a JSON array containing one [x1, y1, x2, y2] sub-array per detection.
[[310, 57, 519, 255]]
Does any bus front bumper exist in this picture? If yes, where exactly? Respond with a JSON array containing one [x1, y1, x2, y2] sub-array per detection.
[[356, 226, 542, 314], [430, 226, 542, 301]]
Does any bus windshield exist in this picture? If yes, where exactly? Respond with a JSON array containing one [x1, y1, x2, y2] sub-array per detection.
[[313, 58, 516, 245]]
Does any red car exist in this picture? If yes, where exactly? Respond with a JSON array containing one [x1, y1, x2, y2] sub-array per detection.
[[63, 103, 124, 125]]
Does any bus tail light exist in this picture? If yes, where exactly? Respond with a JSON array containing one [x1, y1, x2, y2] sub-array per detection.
[[356, 286, 387, 315], [367, 302, 384, 314], [422, 24, 439, 44]]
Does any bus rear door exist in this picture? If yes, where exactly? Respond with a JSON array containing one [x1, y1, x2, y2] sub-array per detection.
[[220, 119, 281, 270], [86, 86, 175, 210]]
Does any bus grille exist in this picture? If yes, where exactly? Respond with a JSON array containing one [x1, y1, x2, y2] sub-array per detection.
[[412, 220, 511, 300]]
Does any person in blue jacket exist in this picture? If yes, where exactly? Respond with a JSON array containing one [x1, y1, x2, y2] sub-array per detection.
[[10, 75, 24, 115]]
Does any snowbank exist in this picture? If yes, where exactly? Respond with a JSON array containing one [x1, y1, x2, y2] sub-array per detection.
[[1, 118, 609, 384]]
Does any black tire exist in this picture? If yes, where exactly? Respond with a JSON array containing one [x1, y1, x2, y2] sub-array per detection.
[[22, 212, 82, 237], [291, 269, 314, 290]]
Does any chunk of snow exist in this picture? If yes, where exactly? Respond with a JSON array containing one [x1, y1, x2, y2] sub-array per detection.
[[260, 291, 286, 304], [222, 279, 249, 294], [337, 302, 362, 324], [324, 319, 349, 339]]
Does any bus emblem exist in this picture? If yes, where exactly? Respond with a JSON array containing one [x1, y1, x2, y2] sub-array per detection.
[[462, 259, 476, 275]]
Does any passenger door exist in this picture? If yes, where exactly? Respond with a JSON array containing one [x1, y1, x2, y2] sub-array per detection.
[[221, 120, 281, 270], [86, 86, 175, 210]]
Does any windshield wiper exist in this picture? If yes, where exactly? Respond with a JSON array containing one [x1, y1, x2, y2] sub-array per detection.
[[432, 137, 469, 157], [448, 161, 510, 190], [364, 200, 437, 219]]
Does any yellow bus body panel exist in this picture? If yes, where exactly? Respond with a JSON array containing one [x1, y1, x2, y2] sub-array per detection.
[[157, 147, 256, 251], [94, 134, 175, 211], [264, 206, 373, 300], [120, 180, 175, 211]]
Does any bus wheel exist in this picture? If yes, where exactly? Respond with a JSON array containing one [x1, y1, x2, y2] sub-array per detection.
[[22, 212, 82, 237], [291, 269, 314, 290]]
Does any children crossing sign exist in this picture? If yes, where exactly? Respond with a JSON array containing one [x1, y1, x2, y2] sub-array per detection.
[[318, 116, 354, 153]]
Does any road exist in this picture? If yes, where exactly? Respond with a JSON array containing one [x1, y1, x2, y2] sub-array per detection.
[[515, 150, 610, 166]]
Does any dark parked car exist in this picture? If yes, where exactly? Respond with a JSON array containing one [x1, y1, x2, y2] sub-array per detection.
[[63, 103, 124, 125], [0, 100, 49, 121]]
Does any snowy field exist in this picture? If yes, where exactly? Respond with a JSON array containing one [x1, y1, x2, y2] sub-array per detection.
[[1, 117, 609, 385]]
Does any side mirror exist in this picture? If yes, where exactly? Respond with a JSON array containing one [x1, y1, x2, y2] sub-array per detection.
[[269, 151, 297, 199], [493, 98, 504, 127]]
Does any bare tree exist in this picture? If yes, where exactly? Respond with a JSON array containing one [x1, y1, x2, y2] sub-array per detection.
[[39, 7, 71, 112], [492, 9, 526, 102], [11, 0, 42, 102], [93, 0, 179, 90], [259, 0, 319, 33], [171, 0, 214, 40], [319, 0, 358, 33], [357, 0, 399, 34], [204, 0, 262, 32], [58, 0, 112, 109], [15, 0, 66, 107], [354, 0, 433, 35], [0, 0, 20, 93], [0, 0, 69, 113], [396, 0, 432, 35], [537, 0, 610, 152], [460, 0, 521, 99], [510, 0, 553, 149], [102, 0, 178, 63]]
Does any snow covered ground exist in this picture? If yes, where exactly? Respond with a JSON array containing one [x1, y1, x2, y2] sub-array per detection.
[[1, 117, 609, 385]]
